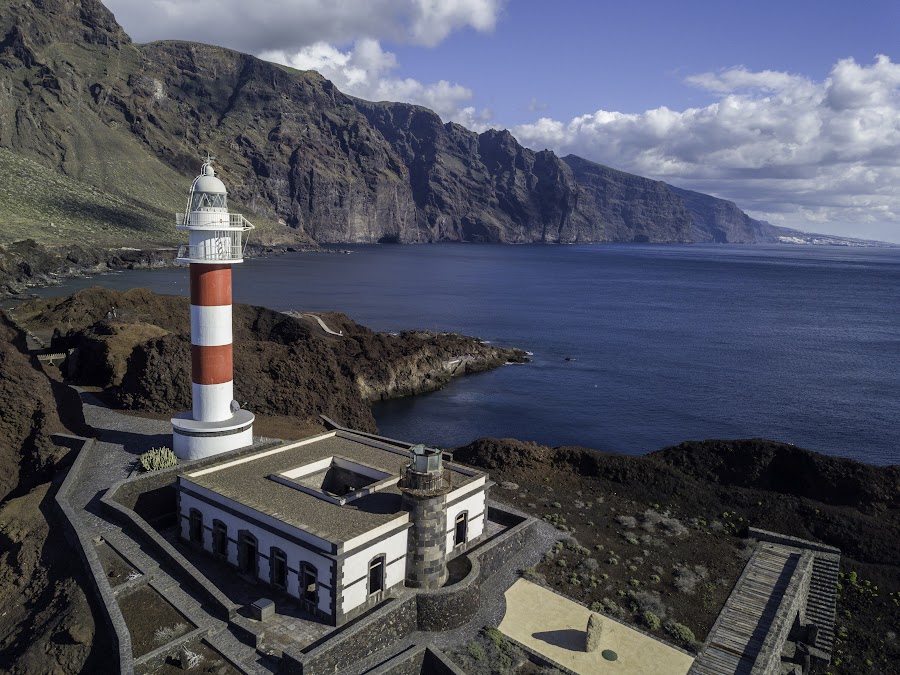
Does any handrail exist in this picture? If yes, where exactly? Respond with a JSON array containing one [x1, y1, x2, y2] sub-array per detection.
[[176, 244, 245, 262], [174, 213, 254, 230]]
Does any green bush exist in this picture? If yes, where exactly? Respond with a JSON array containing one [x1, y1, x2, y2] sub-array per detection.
[[643, 611, 661, 630], [665, 621, 696, 645], [139, 446, 177, 472], [467, 642, 486, 661]]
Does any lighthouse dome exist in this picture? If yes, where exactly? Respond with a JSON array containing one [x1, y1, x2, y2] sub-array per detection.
[[192, 163, 227, 195]]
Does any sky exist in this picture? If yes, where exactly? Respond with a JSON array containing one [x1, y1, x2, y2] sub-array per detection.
[[103, 0, 900, 242]]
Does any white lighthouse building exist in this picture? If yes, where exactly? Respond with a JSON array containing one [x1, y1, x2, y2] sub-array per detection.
[[171, 158, 255, 460]]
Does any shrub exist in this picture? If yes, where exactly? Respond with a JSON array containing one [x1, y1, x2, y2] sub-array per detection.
[[665, 621, 696, 645], [467, 642, 486, 661], [483, 626, 506, 648], [616, 515, 638, 528], [522, 566, 543, 583], [650, 574, 661, 583], [139, 446, 177, 472], [643, 611, 661, 630]]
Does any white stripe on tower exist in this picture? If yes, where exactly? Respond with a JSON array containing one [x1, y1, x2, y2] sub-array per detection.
[[190, 305, 233, 346]]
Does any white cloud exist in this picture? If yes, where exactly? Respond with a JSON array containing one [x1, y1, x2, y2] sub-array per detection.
[[260, 40, 493, 128], [104, 0, 502, 52], [514, 56, 900, 241], [106, 0, 498, 127]]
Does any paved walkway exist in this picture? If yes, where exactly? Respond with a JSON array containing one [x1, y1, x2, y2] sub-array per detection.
[[499, 579, 694, 675], [68, 391, 280, 673]]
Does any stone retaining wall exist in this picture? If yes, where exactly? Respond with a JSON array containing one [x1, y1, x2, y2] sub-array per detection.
[[416, 556, 482, 632], [282, 595, 419, 674], [101, 483, 239, 620], [52, 435, 135, 675], [363, 644, 467, 675], [749, 528, 841, 555], [751, 551, 814, 674]]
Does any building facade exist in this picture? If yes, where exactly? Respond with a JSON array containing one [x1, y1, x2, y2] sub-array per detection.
[[176, 429, 490, 625]]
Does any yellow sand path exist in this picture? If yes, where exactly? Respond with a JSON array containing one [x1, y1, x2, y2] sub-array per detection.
[[498, 579, 694, 675]]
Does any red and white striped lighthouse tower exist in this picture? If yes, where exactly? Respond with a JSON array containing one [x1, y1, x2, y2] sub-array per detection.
[[171, 158, 254, 459]]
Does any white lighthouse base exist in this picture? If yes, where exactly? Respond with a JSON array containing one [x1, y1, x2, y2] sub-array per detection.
[[171, 409, 255, 460]]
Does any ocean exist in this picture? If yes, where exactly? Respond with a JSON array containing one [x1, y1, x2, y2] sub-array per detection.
[[21, 243, 900, 465]]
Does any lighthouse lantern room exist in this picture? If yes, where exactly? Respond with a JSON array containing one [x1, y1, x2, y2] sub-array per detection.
[[171, 158, 255, 460]]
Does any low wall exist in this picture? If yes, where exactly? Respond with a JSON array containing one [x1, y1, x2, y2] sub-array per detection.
[[101, 484, 239, 620], [416, 557, 482, 632], [363, 644, 467, 675], [52, 435, 135, 675], [282, 595, 419, 675], [749, 528, 842, 555], [752, 551, 814, 674], [478, 505, 533, 579]]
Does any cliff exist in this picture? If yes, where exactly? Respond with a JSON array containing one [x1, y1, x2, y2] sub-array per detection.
[[15, 288, 527, 431], [0, 0, 792, 258]]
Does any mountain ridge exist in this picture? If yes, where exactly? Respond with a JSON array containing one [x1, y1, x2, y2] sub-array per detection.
[[0, 0, 884, 253]]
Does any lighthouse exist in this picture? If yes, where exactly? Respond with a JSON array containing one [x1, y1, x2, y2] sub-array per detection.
[[171, 158, 255, 460]]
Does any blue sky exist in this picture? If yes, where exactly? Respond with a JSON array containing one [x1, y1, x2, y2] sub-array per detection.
[[105, 0, 900, 241], [390, 1, 900, 121]]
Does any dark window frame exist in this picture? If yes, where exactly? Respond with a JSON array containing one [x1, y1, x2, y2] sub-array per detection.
[[454, 510, 468, 547], [270, 547, 288, 588], [212, 519, 228, 557], [189, 508, 203, 544], [300, 562, 318, 612], [238, 530, 259, 578], [367, 554, 385, 596]]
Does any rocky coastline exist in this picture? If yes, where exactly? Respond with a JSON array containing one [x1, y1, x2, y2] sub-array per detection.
[[0, 240, 335, 301], [12, 287, 528, 433], [0, 291, 897, 674]]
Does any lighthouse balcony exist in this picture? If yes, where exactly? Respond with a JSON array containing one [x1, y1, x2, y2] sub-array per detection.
[[176, 212, 254, 231], [176, 232, 247, 263]]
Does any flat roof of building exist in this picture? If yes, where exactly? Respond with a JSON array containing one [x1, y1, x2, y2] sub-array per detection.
[[178, 430, 485, 546]]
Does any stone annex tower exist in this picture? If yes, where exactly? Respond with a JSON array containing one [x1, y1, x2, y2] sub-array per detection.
[[171, 158, 255, 459]]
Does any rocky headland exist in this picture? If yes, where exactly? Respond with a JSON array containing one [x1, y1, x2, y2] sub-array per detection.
[[12, 287, 528, 433], [0, 290, 898, 672]]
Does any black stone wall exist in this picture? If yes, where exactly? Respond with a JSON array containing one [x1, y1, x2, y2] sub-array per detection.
[[415, 557, 482, 632], [282, 595, 418, 675], [403, 492, 448, 588]]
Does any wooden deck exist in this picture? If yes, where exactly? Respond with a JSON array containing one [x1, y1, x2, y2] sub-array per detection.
[[690, 545, 802, 675]]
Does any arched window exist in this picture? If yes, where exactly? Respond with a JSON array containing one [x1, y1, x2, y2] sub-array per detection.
[[189, 508, 203, 545], [454, 511, 468, 547], [300, 562, 318, 613], [212, 520, 228, 558], [368, 555, 385, 595], [238, 531, 258, 578], [271, 547, 287, 588]]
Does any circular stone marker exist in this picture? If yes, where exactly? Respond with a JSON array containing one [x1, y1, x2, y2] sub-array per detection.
[[601, 649, 618, 661]]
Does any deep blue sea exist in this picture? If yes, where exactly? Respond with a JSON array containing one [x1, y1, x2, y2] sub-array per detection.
[[21, 244, 900, 465]]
